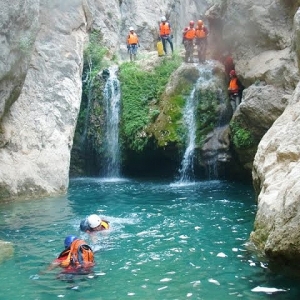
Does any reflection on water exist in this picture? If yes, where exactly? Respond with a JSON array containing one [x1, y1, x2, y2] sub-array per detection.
[[0, 178, 299, 299]]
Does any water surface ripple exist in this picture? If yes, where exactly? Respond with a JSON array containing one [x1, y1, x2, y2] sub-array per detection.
[[0, 178, 299, 299]]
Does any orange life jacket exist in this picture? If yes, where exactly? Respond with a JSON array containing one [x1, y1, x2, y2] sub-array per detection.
[[57, 249, 70, 260], [195, 26, 207, 38], [60, 239, 94, 269], [127, 33, 138, 45], [160, 22, 171, 35], [229, 77, 239, 94], [184, 28, 196, 40]]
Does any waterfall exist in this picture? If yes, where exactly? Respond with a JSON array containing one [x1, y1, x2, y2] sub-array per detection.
[[177, 63, 214, 183], [102, 65, 121, 178], [177, 85, 197, 183]]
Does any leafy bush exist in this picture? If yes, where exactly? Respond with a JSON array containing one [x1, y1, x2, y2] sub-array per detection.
[[230, 121, 254, 148], [82, 31, 107, 93]]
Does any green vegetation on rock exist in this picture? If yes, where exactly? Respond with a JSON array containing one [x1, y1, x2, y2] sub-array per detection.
[[70, 30, 108, 175], [230, 120, 254, 149], [119, 55, 182, 152], [196, 89, 219, 147], [76, 30, 107, 138]]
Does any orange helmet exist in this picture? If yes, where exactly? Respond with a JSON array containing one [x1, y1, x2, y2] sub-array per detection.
[[197, 20, 203, 26], [189, 20, 195, 26], [229, 70, 236, 76]]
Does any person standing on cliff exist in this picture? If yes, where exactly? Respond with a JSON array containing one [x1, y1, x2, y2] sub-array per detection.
[[182, 21, 196, 63], [159, 16, 174, 55], [195, 20, 209, 63], [127, 27, 139, 61]]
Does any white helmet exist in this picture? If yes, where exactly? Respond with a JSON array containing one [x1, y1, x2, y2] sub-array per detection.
[[87, 214, 101, 228], [129, 26, 134, 31], [161, 16, 166, 22]]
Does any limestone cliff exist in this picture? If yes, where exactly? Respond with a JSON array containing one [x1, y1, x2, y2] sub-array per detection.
[[0, 0, 209, 199], [250, 6, 300, 269], [0, 0, 90, 199]]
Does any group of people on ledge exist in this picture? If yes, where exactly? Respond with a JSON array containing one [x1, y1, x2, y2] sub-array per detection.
[[126, 17, 208, 63], [126, 18, 243, 110], [41, 214, 110, 277], [182, 19, 209, 63]]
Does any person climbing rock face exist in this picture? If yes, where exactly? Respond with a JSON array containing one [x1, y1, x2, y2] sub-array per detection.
[[222, 51, 235, 77], [228, 69, 244, 112]]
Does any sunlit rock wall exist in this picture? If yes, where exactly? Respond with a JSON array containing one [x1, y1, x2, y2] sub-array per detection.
[[0, 0, 90, 200], [250, 6, 300, 266], [0, 0, 39, 128]]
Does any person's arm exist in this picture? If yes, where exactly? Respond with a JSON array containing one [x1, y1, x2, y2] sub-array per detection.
[[168, 23, 173, 38], [39, 258, 61, 275], [237, 79, 244, 90], [47, 260, 61, 271], [204, 26, 209, 36]]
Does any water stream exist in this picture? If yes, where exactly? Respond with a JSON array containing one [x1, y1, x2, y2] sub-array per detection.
[[177, 63, 214, 183], [102, 65, 121, 178]]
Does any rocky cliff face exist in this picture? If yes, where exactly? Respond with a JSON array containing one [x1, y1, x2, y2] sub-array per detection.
[[0, 0, 39, 128], [0, 0, 208, 199], [250, 6, 300, 269], [0, 0, 90, 199]]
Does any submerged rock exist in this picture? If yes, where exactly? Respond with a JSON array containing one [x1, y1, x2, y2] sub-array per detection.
[[0, 240, 14, 264]]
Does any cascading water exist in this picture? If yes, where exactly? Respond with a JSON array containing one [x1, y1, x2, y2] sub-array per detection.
[[102, 65, 121, 178], [177, 86, 197, 183], [177, 63, 214, 183]]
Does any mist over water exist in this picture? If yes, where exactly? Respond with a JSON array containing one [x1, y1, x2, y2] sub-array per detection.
[[0, 178, 299, 299]]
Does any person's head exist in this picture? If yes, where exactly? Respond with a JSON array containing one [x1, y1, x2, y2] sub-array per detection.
[[189, 20, 195, 28], [161, 16, 166, 23], [129, 26, 134, 32], [87, 214, 102, 229], [197, 20, 203, 27], [64, 235, 78, 249], [229, 69, 236, 77]]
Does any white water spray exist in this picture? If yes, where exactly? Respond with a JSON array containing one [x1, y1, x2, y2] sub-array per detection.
[[177, 63, 214, 184]]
